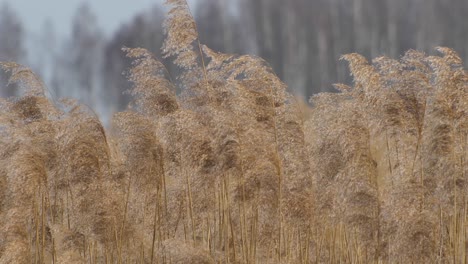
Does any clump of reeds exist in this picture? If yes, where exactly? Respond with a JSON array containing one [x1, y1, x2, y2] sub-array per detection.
[[305, 47, 467, 262], [0, 0, 467, 263]]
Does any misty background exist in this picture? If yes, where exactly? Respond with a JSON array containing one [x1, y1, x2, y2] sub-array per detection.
[[0, 0, 466, 122]]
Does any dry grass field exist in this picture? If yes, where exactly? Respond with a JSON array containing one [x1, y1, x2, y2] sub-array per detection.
[[0, 1, 467, 263]]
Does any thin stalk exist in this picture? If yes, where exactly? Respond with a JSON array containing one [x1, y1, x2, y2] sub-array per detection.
[[34, 193, 39, 264], [118, 176, 132, 264], [185, 170, 195, 241], [41, 193, 45, 264], [385, 129, 393, 180], [267, 82, 283, 264], [151, 191, 159, 264], [160, 149, 169, 238]]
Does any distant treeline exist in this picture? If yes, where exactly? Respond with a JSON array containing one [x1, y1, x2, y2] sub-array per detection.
[[0, 0, 467, 120]]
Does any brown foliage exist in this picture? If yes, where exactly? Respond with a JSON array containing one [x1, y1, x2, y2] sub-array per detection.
[[0, 0, 467, 263]]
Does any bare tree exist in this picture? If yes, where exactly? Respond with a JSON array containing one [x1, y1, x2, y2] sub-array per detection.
[[102, 5, 165, 113], [0, 3, 25, 97]]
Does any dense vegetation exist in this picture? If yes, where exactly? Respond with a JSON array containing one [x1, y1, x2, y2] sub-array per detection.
[[0, 1, 467, 263]]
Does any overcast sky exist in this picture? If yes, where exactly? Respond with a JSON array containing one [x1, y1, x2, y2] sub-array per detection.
[[1, 0, 197, 38]]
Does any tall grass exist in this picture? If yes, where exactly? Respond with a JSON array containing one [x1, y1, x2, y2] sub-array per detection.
[[0, 1, 467, 263]]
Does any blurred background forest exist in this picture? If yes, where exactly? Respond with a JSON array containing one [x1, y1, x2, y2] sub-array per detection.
[[0, 0, 467, 122]]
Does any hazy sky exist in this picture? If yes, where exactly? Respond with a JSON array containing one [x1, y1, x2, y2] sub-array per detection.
[[1, 0, 197, 38]]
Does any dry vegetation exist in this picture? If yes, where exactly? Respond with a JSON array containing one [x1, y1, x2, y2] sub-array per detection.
[[0, 1, 467, 263]]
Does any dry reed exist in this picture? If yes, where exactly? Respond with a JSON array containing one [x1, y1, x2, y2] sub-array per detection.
[[0, 0, 467, 263]]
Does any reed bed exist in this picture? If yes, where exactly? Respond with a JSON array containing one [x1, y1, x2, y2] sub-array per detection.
[[0, 1, 467, 263]]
